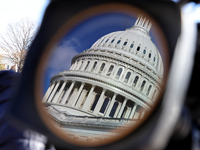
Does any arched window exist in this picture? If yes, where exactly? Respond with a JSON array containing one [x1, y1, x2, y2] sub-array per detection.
[[79, 61, 84, 70], [90, 94, 100, 111], [140, 81, 146, 92], [124, 72, 131, 83], [84, 61, 90, 70], [137, 46, 140, 51], [109, 102, 119, 118], [91, 61, 97, 72], [115, 68, 123, 79], [153, 57, 156, 62], [100, 39, 104, 43], [117, 40, 121, 44], [106, 65, 114, 76], [147, 85, 152, 96], [143, 49, 146, 54], [99, 63, 105, 74], [99, 98, 110, 114], [123, 41, 127, 46], [149, 53, 151, 58], [133, 76, 139, 87], [111, 39, 115, 43], [130, 43, 134, 48]]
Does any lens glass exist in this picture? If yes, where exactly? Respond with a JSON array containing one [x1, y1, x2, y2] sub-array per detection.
[[37, 4, 168, 146]]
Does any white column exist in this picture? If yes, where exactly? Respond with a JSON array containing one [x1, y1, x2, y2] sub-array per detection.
[[71, 83, 85, 107], [94, 60, 102, 74], [105, 93, 117, 117], [61, 81, 75, 104], [114, 102, 121, 118], [47, 82, 60, 103], [52, 81, 67, 103], [75, 61, 81, 70], [69, 63, 74, 70], [57, 90, 65, 103], [86, 60, 94, 71], [93, 89, 106, 114], [82, 85, 95, 110], [80, 60, 88, 71], [133, 112, 140, 119], [137, 76, 143, 90], [72, 61, 78, 70], [42, 84, 53, 102], [75, 89, 87, 108], [117, 98, 128, 118], [67, 88, 78, 105], [102, 62, 110, 76], [120, 68, 127, 81], [129, 104, 137, 119], [140, 111, 145, 119], [124, 107, 131, 119]]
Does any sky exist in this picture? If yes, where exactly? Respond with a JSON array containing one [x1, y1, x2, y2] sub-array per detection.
[[0, 0, 49, 35]]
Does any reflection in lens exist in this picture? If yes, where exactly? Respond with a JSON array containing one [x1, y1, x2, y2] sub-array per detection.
[[42, 13, 165, 145]]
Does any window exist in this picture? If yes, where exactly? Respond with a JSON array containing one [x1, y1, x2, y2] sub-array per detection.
[[123, 41, 127, 46], [84, 61, 90, 70], [130, 43, 134, 48], [149, 53, 151, 58], [153, 57, 156, 62], [137, 46, 140, 51], [140, 81, 146, 92], [91, 61, 97, 72], [124, 72, 131, 83], [99, 63, 105, 73], [90, 94, 100, 111], [115, 68, 123, 79], [100, 39, 104, 43], [111, 39, 115, 43], [79, 61, 84, 70], [143, 49, 146, 54], [133, 76, 139, 87], [147, 85, 152, 96], [106, 65, 114, 76], [105, 39, 109, 43], [109, 102, 119, 118], [99, 98, 110, 114], [117, 40, 121, 44]]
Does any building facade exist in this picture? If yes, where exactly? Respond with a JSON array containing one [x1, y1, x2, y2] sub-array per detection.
[[43, 15, 164, 141]]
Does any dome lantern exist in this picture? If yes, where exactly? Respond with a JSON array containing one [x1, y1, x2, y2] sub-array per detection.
[[129, 14, 152, 33]]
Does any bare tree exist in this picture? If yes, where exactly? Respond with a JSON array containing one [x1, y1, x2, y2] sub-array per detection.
[[0, 54, 5, 71], [0, 18, 38, 72]]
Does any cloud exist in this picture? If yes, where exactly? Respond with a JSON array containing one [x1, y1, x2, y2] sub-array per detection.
[[46, 38, 80, 78]]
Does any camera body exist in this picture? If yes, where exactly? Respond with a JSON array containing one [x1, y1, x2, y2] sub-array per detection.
[[8, 0, 200, 149]]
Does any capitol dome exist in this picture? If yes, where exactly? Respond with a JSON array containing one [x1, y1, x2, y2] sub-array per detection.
[[42, 15, 164, 140], [90, 16, 164, 79]]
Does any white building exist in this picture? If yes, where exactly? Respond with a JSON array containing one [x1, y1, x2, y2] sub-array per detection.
[[43, 15, 164, 142]]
